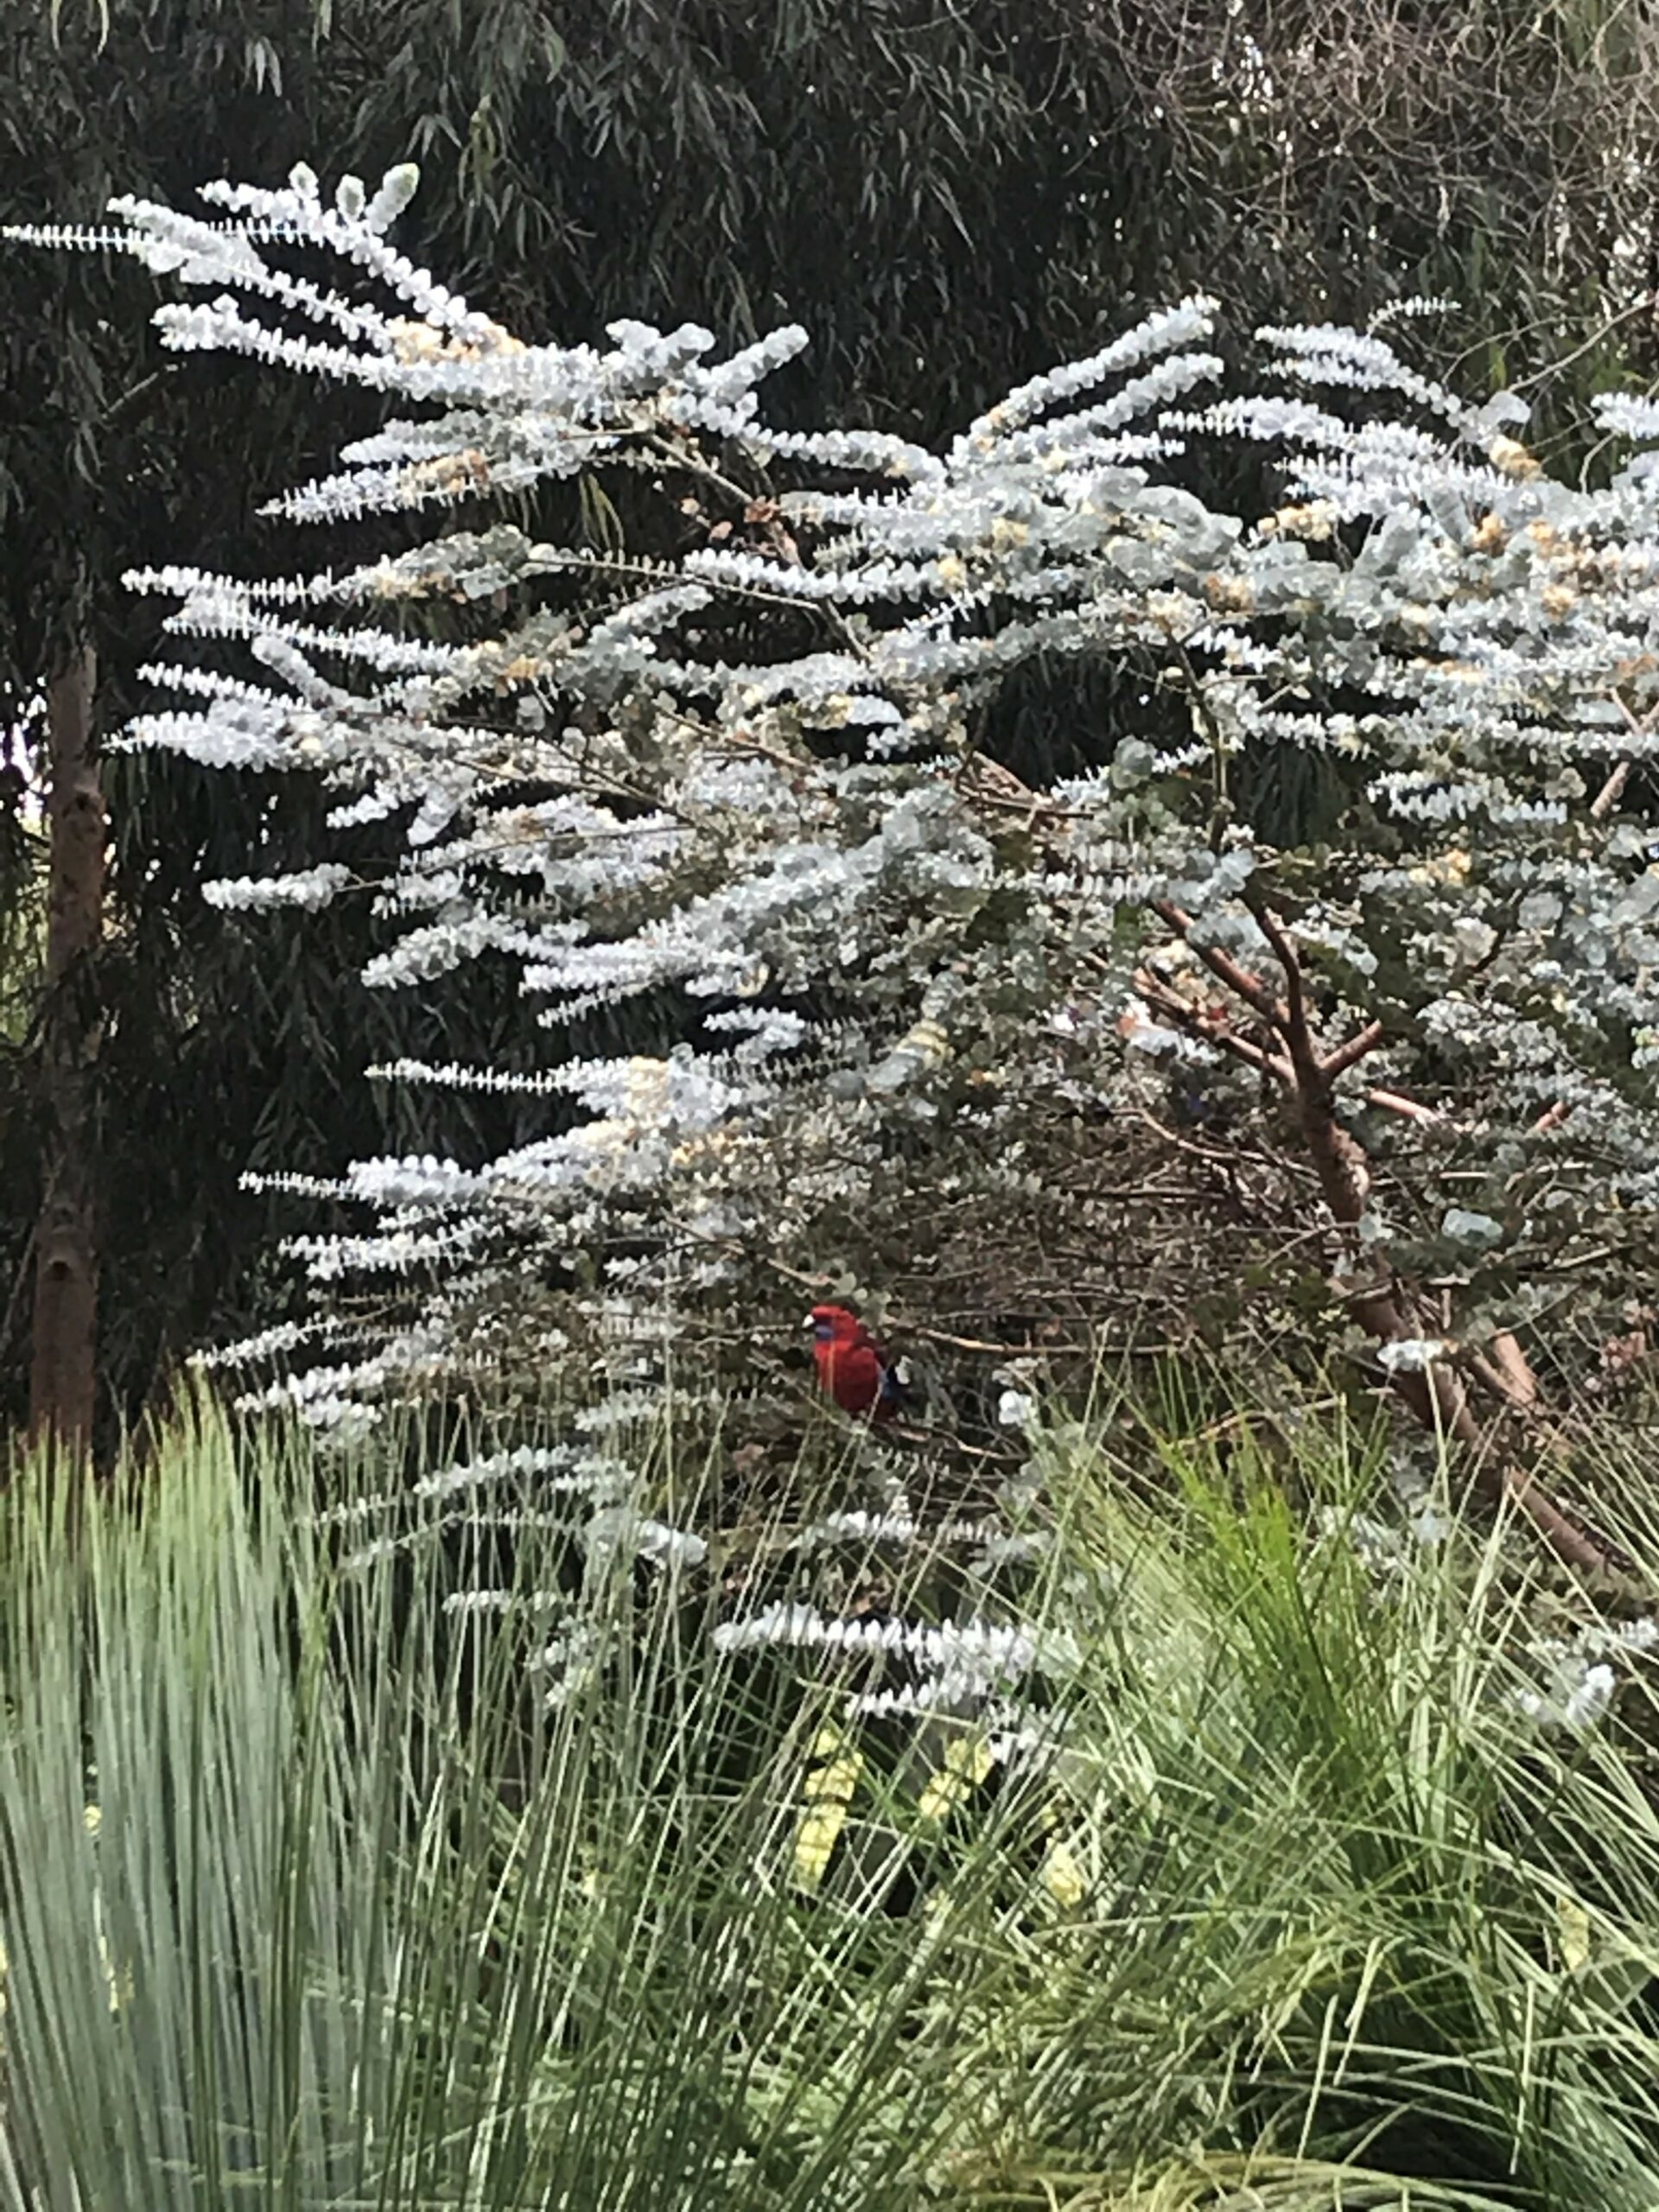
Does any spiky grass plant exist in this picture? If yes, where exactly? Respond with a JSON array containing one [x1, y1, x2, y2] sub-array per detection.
[[0, 1396, 1046, 2209], [7, 1386, 1659, 2210], [941, 1402, 1659, 2209]]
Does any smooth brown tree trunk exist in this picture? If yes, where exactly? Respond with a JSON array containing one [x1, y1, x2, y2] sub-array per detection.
[[28, 645, 104, 1453]]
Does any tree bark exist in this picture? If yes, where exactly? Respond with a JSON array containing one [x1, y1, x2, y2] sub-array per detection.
[[28, 645, 104, 1455]]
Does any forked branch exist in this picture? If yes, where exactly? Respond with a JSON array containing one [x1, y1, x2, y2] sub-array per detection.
[[1138, 892, 1618, 1580]]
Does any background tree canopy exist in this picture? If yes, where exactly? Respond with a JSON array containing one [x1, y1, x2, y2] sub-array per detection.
[[3, 0, 1657, 1443]]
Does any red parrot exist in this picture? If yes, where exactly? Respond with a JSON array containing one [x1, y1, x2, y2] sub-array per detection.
[[806, 1303, 905, 1420]]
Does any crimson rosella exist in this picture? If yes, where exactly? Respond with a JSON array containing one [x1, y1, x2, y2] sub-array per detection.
[[806, 1303, 906, 1420]]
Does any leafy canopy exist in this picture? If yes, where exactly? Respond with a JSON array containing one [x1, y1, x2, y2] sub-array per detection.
[[23, 163, 1659, 1427]]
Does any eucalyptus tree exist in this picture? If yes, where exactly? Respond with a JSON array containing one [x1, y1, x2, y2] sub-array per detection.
[[33, 163, 1659, 1581], [4, 0, 1656, 1450]]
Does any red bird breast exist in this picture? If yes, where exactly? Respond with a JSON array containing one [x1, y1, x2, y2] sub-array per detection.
[[806, 1302, 903, 1420]]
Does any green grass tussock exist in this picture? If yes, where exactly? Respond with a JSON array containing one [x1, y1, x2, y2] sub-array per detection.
[[3, 1388, 1659, 2209]]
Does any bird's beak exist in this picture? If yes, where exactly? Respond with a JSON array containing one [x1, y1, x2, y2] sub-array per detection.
[[801, 1313, 817, 1332]]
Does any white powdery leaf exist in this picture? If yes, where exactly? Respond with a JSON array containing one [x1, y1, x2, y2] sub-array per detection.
[[1440, 1207, 1504, 1250], [583, 1505, 708, 1570], [412, 1444, 631, 1503], [365, 163, 420, 235], [202, 863, 352, 912], [1376, 1339, 1451, 1374]]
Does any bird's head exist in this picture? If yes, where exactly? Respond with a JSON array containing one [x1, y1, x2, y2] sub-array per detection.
[[805, 1302, 860, 1344]]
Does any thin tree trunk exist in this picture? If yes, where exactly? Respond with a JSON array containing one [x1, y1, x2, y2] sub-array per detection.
[[28, 645, 104, 1453], [1144, 893, 1619, 1581], [1284, 1049, 1612, 1576]]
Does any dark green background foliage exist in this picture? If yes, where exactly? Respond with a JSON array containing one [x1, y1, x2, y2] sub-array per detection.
[[3, 0, 1654, 1433]]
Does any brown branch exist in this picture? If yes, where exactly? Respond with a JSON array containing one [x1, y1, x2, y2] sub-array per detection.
[[1482, 1332, 1545, 1413], [1133, 970, 1294, 1084], [1320, 1020, 1387, 1080], [1309, 1109, 1611, 1577], [1198, 897, 1615, 1574], [1244, 896, 1313, 1059], [1133, 973, 1444, 1128], [1142, 894, 1620, 1578], [1141, 906, 1601, 1566], [1154, 899, 1286, 1029], [1330, 1279, 1610, 1573], [1466, 1347, 1535, 1414], [1365, 1086, 1445, 1126], [1591, 758, 1632, 821], [1158, 900, 1447, 1125]]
